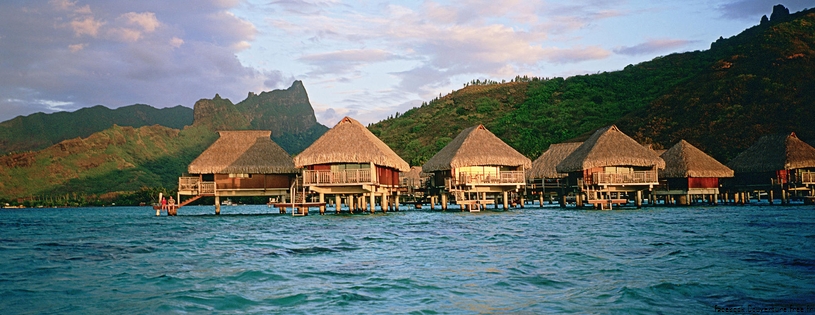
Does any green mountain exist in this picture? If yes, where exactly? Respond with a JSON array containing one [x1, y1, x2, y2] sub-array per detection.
[[369, 6, 815, 165], [0, 104, 193, 155], [0, 81, 327, 203]]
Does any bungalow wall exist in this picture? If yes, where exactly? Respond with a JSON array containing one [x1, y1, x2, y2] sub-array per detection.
[[664, 177, 719, 190], [214, 174, 293, 190], [431, 170, 452, 187], [729, 171, 782, 187], [376, 165, 400, 186]]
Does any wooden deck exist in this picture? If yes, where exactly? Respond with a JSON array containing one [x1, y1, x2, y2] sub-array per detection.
[[585, 199, 628, 210]]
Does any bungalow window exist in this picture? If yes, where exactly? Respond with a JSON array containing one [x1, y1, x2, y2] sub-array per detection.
[[229, 173, 252, 178], [456, 166, 499, 177], [330, 163, 371, 172], [604, 166, 633, 174]]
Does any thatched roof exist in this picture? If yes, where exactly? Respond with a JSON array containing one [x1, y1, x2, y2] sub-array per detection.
[[527, 142, 582, 179], [401, 166, 425, 182], [726, 132, 815, 173], [422, 125, 531, 172], [557, 125, 665, 172], [188, 130, 299, 174], [659, 140, 734, 178], [293, 117, 409, 171]]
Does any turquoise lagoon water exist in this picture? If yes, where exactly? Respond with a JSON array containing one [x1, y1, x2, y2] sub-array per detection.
[[1, 204, 815, 314]]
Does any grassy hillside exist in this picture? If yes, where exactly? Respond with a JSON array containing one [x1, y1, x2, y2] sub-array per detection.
[[0, 104, 193, 155], [0, 82, 328, 203], [370, 7, 815, 165], [0, 124, 216, 201]]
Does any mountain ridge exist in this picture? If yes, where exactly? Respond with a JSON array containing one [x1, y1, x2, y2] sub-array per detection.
[[0, 81, 328, 202]]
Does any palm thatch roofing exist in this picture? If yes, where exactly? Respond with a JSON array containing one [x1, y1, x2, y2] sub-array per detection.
[[557, 125, 665, 173], [659, 140, 734, 178], [422, 125, 531, 172], [188, 130, 299, 174], [293, 117, 409, 171], [726, 132, 815, 173], [401, 166, 425, 181], [527, 142, 582, 179]]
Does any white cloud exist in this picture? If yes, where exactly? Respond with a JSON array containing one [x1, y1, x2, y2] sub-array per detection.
[[68, 43, 86, 52], [121, 12, 160, 32], [70, 17, 104, 37], [614, 39, 696, 56], [169, 37, 184, 48]]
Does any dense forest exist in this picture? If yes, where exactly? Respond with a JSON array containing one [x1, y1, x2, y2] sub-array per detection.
[[369, 6, 815, 165]]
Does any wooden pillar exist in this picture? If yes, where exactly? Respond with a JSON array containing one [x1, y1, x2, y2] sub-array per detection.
[[559, 190, 566, 208], [370, 193, 376, 213], [520, 193, 525, 208], [335, 195, 341, 214], [441, 193, 448, 210], [395, 195, 400, 211], [215, 196, 221, 215], [319, 193, 325, 215], [382, 193, 389, 213], [636, 190, 642, 209], [713, 193, 719, 205], [576, 192, 583, 207], [503, 191, 509, 210], [769, 190, 774, 204], [781, 189, 788, 205], [430, 196, 435, 210]]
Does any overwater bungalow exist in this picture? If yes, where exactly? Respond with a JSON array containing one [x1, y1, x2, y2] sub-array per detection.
[[422, 125, 531, 211], [654, 140, 734, 205], [178, 130, 300, 215], [400, 166, 428, 204], [725, 132, 815, 204], [526, 142, 582, 207], [293, 117, 410, 214], [556, 125, 665, 209]]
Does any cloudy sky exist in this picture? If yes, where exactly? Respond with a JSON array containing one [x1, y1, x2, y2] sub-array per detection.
[[0, 0, 811, 126]]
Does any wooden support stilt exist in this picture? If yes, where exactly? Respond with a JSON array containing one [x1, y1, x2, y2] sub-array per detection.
[[382, 193, 389, 213], [395, 194, 400, 211], [636, 190, 642, 209], [441, 193, 448, 210], [319, 193, 325, 215], [215, 196, 221, 215], [335, 195, 341, 214], [370, 193, 376, 213], [503, 191, 509, 210]]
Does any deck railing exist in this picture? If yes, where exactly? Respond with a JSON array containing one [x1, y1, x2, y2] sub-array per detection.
[[303, 169, 372, 185], [592, 171, 658, 185], [457, 171, 526, 185], [178, 177, 216, 195], [798, 172, 815, 184]]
